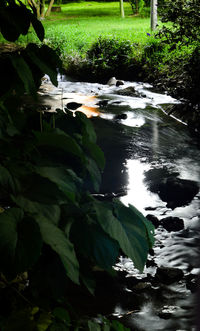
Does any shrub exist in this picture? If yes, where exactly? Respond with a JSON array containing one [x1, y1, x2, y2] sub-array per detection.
[[86, 36, 135, 79]]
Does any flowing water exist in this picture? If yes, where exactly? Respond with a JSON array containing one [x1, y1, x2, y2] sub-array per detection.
[[39, 76, 200, 330]]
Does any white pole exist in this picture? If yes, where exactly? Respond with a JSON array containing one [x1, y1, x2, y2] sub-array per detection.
[[120, 0, 125, 18], [151, 0, 157, 31]]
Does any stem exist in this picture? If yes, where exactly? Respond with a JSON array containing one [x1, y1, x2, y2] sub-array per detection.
[[40, 112, 43, 132]]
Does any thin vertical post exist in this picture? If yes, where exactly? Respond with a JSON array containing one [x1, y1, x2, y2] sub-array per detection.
[[151, 0, 157, 31], [120, 0, 125, 18]]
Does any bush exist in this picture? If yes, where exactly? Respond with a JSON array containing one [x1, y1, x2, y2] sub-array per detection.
[[86, 36, 135, 79]]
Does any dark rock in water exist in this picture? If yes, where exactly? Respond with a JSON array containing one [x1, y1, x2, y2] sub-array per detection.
[[116, 80, 124, 87], [107, 77, 117, 86], [146, 258, 157, 267], [144, 168, 179, 194], [97, 99, 109, 107], [92, 190, 127, 201], [155, 267, 184, 285], [39, 104, 51, 111], [132, 282, 152, 293], [144, 168, 199, 209], [186, 274, 199, 293], [114, 113, 128, 120], [158, 177, 199, 209], [66, 102, 82, 110], [117, 86, 139, 97], [146, 214, 160, 228], [158, 306, 179, 319], [145, 206, 158, 211], [160, 216, 184, 232], [107, 77, 124, 86]]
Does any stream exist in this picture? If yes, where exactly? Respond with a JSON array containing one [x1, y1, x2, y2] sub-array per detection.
[[38, 75, 200, 330]]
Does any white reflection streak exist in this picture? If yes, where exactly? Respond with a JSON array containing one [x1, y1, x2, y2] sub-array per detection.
[[152, 118, 159, 159], [121, 160, 149, 212]]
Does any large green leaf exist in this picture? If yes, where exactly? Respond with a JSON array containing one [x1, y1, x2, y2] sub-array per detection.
[[86, 158, 102, 192], [88, 320, 101, 331], [34, 130, 85, 160], [29, 12, 44, 42], [0, 208, 42, 276], [0, 3, 30, 41], [36, 217, 79, 284], [71, 216, 119, 270], [83, 138, 105, 171], [35, 167, 82, 202], [0, 164, 18, 193], [75, 112, 97, 143], [93, 200, 154, 272], [19, 173, 67, 204], [10, 55, 36, 95], [12, 195, 61, 225], [26, 44, 58, 86], [128, 204, 155, 249]]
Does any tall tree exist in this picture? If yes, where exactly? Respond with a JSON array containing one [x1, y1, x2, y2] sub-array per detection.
[[28, 0, 55, 18]]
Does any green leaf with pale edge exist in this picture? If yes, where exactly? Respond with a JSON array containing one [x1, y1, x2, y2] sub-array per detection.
[[76, 112, 97, 143], [71, 217, 119, 270], [83, 138, 105, 170], [12, 195, 60, 225], [35, 167, 82, 202], [111, 320, 130, 331], [86, 158, 101, 192], [53, 308, 70, 324], [0, 164, 17, 193], [128, 203, 155, 249], [94, 200, 154, 272], [10, 55, 36, 95], [36, 217, 79, 284], [0, 208, 42, 276], [26, 44, 61, 87], [88, 320, 101, 331], [34, 130, 84, 160]]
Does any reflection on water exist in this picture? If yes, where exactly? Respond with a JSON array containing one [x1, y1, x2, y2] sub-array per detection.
[[121, 159, 162, 213]]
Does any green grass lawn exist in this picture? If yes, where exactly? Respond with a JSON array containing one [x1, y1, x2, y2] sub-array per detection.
[[22, 2, 154, 56]]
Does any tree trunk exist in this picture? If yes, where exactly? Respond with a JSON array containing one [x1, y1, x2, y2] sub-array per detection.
[[28, 0, 40, 18], [45, 0, 55, 17], [40, 0, 46, 18], [150, 0, 157, 30], [135, 0, 139, 14], [119, 0, 125, 18]]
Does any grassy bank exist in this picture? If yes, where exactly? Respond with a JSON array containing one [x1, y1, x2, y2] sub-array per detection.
[[17, 2, 153, 56]]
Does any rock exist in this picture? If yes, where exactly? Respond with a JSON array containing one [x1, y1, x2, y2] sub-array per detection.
[[116, 80, 124, 87], [107, 77, 124, 87], [107, 77, 117, 86], [146, 259, 157, 267], [117, 86, 139, 97], [132, 282, 152, 293], [160, 216, 184, 232], [158, 177, 199, 208], [39, 104, 51, 111], [146, 214, 160, 228], [158, 306, 179, 319], [186, 274, 199, 293], [97, 99, 109, 107], [155, 266, 184, 285], [66, 102, 82, 110], [145, 206, 158, 211], [114, 114, 128, 120]]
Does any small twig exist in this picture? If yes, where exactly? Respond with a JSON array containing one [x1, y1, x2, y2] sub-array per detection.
[[39, 112, 43, 132]]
